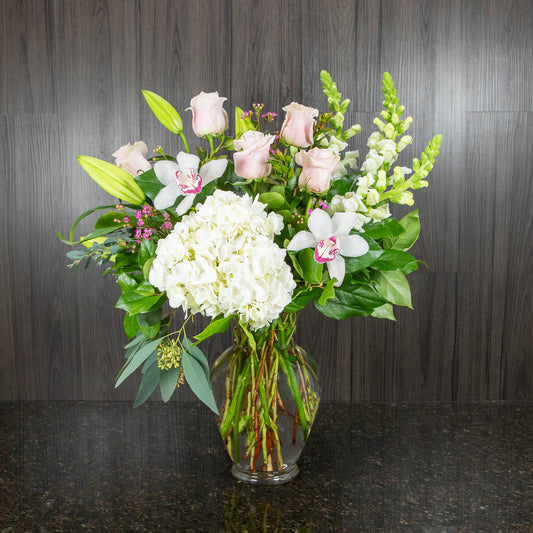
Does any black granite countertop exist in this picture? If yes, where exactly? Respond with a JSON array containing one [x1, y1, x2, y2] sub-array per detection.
[[1, 402, 532, 532]]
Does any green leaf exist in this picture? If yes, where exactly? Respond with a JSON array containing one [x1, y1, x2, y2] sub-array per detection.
[[118, 273, 138, 293], [258, 191, 285, 209], [284, 286, 320, 313], [372, 270, 413, 309], [138, 309, 162, 339], [194, 315, 233, 343], [234, 106, 254, 138], [123, 313, 139, 338], [142, 90, 183, 134], [142, 257, 154, 281], [371, 303, 396, 320], [298, 248, 323, 284], [115, 337, 161, 387], [391, 210, 420, 251], [315, 282, 386, 319], [77, 156, 145, 204], [115, 290, 166, 315], [133, 360, 160, 407], [363, 219, 406, 240], [94, 211, 126, 229], [371, 249, 418, 273], [159, 366, 181, 402], [134, 168, 165, 202], [344, 237, 383, 273], [181, 339, 219, 414], [318, 279, 336, 306], [138, 239, 156, 269]]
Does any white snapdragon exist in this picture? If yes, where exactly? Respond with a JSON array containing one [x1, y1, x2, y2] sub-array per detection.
[[149, 190, 295, 330]]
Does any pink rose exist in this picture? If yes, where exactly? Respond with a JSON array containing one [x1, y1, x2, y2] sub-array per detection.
[[112, 141, 151, 176], [296, 148, 340, 193], [233, 131, 275, 180], [187, 91, 228, 137], [280, 102, 318, 148]]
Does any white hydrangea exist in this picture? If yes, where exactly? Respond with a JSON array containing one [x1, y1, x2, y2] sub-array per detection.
[[149, 190, 296, 330]]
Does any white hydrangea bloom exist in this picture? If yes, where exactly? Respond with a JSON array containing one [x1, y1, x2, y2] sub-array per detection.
[[149, 190, 295, 330]]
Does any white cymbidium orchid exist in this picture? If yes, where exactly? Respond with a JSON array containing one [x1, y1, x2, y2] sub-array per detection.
[[153, 152, 228, 215], [287, 209, 369, 287]]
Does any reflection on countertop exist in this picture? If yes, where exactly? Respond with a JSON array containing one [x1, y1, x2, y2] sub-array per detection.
[[1, 402, 532, 531]]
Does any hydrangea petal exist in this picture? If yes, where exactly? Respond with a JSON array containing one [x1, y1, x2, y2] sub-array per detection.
[[287, 231, 317, 252], [154, 161, 179, 186], [154, 183, 181, 210], [327, 255, 346, 287], [308, 209, 332, 240], [338, 234, 369, 258]]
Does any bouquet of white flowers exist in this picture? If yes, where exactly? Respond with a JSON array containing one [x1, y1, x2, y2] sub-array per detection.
[[61, 71, 441, 483]]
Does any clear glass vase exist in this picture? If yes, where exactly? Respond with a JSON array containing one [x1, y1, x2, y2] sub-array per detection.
[[210, 313, 320, 485]]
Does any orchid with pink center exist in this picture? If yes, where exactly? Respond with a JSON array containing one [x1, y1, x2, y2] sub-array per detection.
[[287, 209, 369, 287], [153, 152, 227, 215]]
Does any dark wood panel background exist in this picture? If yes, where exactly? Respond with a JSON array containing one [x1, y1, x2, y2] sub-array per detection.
[[1, 0, 531, 402]]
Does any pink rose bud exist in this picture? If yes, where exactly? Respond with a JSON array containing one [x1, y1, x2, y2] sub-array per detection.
[[280, 102, 319, 148], [187, 91, 228, 137], [296, 147, 340, 193], [233, 131, 276, 180], [112, 141, 152, 176]]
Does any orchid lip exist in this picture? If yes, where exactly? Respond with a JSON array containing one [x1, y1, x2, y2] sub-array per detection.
[[176, 168, 202, 194], [314, 235, 340, 263]]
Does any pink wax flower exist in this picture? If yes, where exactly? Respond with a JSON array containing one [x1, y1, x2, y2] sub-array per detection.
[[233, 131, 276, 180], [280, 102, 318, 148], [112, 141, 151, 176], [187, 91, 228, 137], [296, 147, 340, 193]]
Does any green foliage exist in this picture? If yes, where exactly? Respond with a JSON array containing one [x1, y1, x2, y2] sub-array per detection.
[[142, 90, 183, 134]]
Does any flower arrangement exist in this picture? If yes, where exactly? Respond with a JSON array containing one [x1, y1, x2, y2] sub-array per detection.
[[61, 71, 441, 480]]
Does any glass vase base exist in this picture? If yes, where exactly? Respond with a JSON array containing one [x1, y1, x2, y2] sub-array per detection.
[[231, 463, 299, 485]]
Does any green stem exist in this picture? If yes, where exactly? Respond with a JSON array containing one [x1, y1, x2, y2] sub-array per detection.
[[179, 132, 190, 154], [279, 354, 309, 439]]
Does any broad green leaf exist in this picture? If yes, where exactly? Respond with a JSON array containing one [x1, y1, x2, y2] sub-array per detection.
[[284, 286, 320, 313], [371, 249, 418, 272], [117, 273, 138, 293], [298, 248, 323, 284], [115, 291, 166, 315], [138, 239, 156, 269], [138, 309, 162, 340], [133, 360, 160, 407], [371, 303, 396, 320], [318, 278, 336, 306], [142, 257, 154, 281], [258, 191, 285, 209], [134, 168, 165, 202], [181, 341, 219, 414], [391, 210, 420, 251], [363, 219, 405, 240], [115, 337, 161, 387], [94, 211, 126, 229], [159, 366, 181, 402], [234, 106, 254, 138], [372, 270, 413, 309], [142, 90, 183, 134], [194, 315, 233, 343], [123, 313, 139, 338], [344, 237, 383, 273], [77, 156, 145, 204]]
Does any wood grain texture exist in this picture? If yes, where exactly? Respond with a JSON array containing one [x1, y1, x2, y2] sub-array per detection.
[[0, 0, 531, 402]]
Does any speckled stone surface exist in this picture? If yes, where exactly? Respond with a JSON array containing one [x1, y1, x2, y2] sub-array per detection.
[[1, 402, 532, 532]]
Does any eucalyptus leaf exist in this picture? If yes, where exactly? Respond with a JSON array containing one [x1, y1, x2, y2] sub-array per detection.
[[115, 337, 161, 387], [133, 360, 160, 407], [181, 341, 218, 414], [159, 366, 181, 402]]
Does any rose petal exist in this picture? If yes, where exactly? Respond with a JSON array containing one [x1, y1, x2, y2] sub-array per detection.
[[154, 161, 179, 186]]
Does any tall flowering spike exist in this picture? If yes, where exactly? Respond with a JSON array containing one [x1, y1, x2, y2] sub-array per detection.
[[287, 210, 369, 287]]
